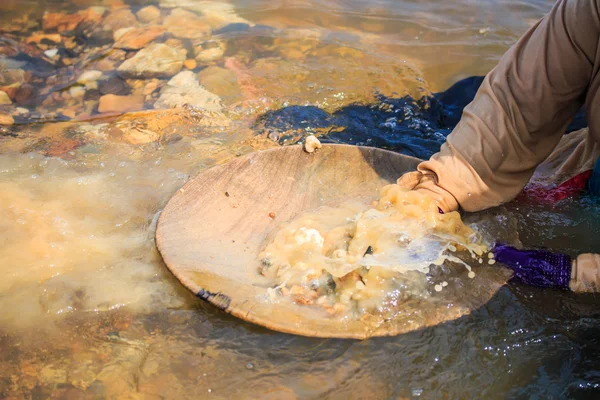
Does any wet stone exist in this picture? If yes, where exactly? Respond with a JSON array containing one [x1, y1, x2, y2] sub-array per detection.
[[197, 66, 242, 103], [98, 76, 131, 96], [104, 8, 138, 31], [117, 43, 186, 79], [114, 26, 166, 50], [15, 84, 37, 106], [154, 70, 222, 111], [184, 59, 197, 70], [98, 94, 145, 113], [0, 113, 15, 125], [194, 40, 226, 64], [163, 9, 211, 40], [136, 5, 161, 24], [0, 91, 12, 105], [77, 70, 103, 85], [42, 12, 85, 32]]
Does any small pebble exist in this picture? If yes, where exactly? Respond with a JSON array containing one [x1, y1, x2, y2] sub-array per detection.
[[44, 48, 58, 58], [269, 212, 276, 219], [434, 284, 442, 292], [304, 135, 322, 153], [468, 271, 476, 279], [488, 259, 496, 265], [246, 362, 254, 369], [442, 281, 448, 287]]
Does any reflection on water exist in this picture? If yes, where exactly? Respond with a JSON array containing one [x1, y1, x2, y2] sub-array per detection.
[[1, 0, 599, 398]]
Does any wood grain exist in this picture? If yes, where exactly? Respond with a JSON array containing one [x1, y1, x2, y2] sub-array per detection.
[[156, 144, 509, 339]]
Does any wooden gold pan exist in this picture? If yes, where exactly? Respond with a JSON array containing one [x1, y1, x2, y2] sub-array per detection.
[[155, 144, 510, 339]]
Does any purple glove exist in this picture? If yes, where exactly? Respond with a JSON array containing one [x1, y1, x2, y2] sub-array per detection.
[[492, 244, 572, 290]]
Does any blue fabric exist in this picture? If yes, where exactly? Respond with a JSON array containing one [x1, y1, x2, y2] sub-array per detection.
[[255, 76, 588, 160], [588, 157, 600, 196]]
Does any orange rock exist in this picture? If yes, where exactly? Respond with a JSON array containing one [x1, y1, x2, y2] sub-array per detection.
[[0, 113, 15, 125], [78, 7, 105, 25], [98, 94, 145, 113], [25, 33, 62, 44], [183, 59, 197, 70], [47, 138, 82, 157], [114, 26, 165, 50], [104, 8, 138, 31], [42, 12, 85, 32], [60, 108, 77, 119], [136, 5, 161, 24]]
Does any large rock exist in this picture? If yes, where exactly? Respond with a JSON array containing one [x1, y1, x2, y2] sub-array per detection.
[[117, 44, 185, 79], [98, 94, 145, 113], [154, 71, 221, 111], [163, 9, 211, 40]]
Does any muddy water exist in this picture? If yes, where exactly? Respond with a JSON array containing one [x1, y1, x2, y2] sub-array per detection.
[[1, 0, 600, 399]]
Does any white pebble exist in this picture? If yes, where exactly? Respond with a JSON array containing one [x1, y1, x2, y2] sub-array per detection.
[[44, 49, 58, 58], [468, 271, 476, 279], [304, 135, 322, 153], [442, 281, 448, 287], [488, 259, 496, 265], [434, 284, 443, 292]]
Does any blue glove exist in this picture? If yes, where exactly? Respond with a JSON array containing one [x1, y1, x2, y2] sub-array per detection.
[[492, 244, 572, 290]]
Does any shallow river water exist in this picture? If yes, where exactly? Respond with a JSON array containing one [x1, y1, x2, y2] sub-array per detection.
[[1, 0, 600, 399]]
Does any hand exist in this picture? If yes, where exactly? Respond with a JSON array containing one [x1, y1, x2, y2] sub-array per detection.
[[396, 170, 459, 213], [491, 244, 572, 290], [570, 253, 600, 292]]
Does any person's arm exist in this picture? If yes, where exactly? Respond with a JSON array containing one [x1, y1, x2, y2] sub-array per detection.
[[404, 0, 600, 212]]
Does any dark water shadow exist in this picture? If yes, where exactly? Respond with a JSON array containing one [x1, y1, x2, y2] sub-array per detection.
[[254, 76, 588, 161]]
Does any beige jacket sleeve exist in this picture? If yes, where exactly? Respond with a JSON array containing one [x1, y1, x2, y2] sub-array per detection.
[[402, 0, 600, 213]]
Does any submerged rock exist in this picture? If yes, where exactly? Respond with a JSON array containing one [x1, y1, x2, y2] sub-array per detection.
[[0, 113, 15, 125], [42, 12, 85, 32], [163, 9, 211, 40], [194, 40, 226, 64], [0, 91, 12, 105], [98, 94, 145, 113], [98, 76, 131, 96], [104, 8, 138, 31], [117, 44, 186, 79], [114, 26, 166, 50], [136, 5, 161, 24], [77, 70, 103, 85], [197, 66, 242, 103], [154, 71, 222, 111]]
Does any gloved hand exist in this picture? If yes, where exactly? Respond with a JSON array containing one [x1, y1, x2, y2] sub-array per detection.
[[491, 244, 572, 290], [396, 170, 459, 213], [492, 244, 600, 293]]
